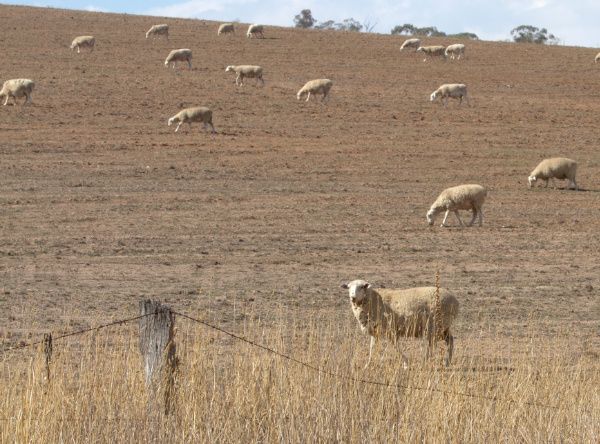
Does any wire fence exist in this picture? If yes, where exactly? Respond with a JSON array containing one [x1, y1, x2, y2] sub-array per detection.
[[0, 307, 571, 412]]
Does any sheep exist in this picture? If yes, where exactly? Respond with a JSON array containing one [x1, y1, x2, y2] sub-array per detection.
[[218, 23, 235, 35], [416, 45, 446, 61], [0, 79, 35, 106], [595, 52, 600, 63], [400, 38, 421, 52], [164, 49, 192, 69], [297, 79, 333, 102], [70, 35, 95, 53], [246, 24, 264, 38], [146, 24, 169, 40], [341, 279, 459, 368], [167, 106, 215, 134], [528, 157, 578, 190], [445, 43, 465, 60], [430, 83, 469, 106], [427, 184, 487, 227], [225, 65, 264, 86]]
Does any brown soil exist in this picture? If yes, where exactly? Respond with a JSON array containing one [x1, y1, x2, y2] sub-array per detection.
[[0, 5, 598, 352]]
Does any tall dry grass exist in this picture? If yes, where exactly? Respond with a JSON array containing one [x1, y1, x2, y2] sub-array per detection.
[[1, 312, 598, 443]]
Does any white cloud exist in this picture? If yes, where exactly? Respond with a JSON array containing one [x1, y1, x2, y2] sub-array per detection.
[[84, 5, 106, 12]]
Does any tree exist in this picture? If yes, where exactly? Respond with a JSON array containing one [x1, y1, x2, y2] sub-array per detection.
[[336, 18, 362, 32], [391, 23, 416, 35], [448, 32, 479, 40], [390, 24, 446, 37], [294, 9, 316, 29], [511, 25, 558, 44], [314, 20, 336, 30]]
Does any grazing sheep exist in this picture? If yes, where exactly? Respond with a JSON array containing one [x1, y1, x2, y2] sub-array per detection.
[[400, 38, 421, 52], [595, 52, 600, 63], [427, 184, 487, 227], [70, 35, 95, 53], [225, 65, 264, 86], [146, 24, 169, 40], [164, 49, 192, 69], [297, 79, 333, 102], [218, 23, 235, 35], [0, 79, 34, 106], [168, 107, 215, 133], [342, 279, 459, 368], [528, 157, 578, 190], [445, 43, 465, 60], [430, 83, 469, 106], [416, 45, 446, 61], [246, 24, 264, 38]]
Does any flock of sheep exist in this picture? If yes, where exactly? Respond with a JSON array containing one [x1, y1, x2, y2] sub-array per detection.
[[0, 19, 590, 370]]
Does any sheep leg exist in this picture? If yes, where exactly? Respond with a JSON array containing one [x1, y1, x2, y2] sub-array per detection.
[[444, 334, 454, 366], [478, 208, 484, 226], [259, 76, 264, 86], [441, 210, 451, 227], [305, 92, 311, 102], [467, 208, 477, 226], [174, 122, 182, 132], [570, 179, 578, 191], [453, 211, 464, 226], [188, 60, 192, 69], [364, 336, 376, 369], [235, 74, 241, 86], [77, 46, 81, 54], [2, 96, 8, 106]]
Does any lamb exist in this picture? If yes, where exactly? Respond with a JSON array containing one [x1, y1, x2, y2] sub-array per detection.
[[427, 184, 487, 227], [0, 79, 35, 106], [595, 52, 600, 63], [430, 83, 469, 106], [445, 43, 465, 60], [416, 45, 446, 61], [70, 35, 95, 53], [146, 24, 169, 40], [225, 65, 264, 86], [167, 107, 215, 134], [218, 23, 235, 35], [246, 24, 264, 38], [297, 79, 333, 102], [528, 157, 578, 190], [342, 279, 459, 368], [400, 38, 421, 52], [164, 49, 192, 69]]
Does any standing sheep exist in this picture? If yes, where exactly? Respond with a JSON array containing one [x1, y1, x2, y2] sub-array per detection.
[[164, 49, 192, 69], [416, 45, 446, 61], [225, 65, 264, 86], [400, 38, 421, 52], [427, 184, 487, 227], [218, 23, 235, 35], [342, 279, 459, 368], [146, 24, 169, 40], [247, 24, 264, 38], [595, 52, 600, 63], [528, 158, 578, 190], [445, 43, 465, 60], [297, 79, 333, 102], [430, 83, 469, 106], [168, 107, 216, 134], [0, 79, 35, 106], [70, 36, 95, 53]]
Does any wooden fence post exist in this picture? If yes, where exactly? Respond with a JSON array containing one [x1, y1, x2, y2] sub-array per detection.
[[43, 333, 52, 382], [139, 300, 178, 415]]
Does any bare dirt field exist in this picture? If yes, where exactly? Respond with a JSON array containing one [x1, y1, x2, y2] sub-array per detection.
[[0, 5, 598, 355]]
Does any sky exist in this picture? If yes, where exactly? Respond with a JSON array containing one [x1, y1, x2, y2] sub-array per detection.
[[8, 0, 600, 47]]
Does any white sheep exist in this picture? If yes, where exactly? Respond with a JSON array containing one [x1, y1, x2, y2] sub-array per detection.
[[225, 65, 264, 86], [427, 184, 487, 227], [164, 49, 192, 69], [400, 38, 421, 52], [528, 157, 578, 190], [218, 23, 235, 35], [146, 24, 169, 40], [445, 43, 465, 60], [341, 279, 459, 368], [297, 79, 333, 102], [0, 78, 35, 106], [595, 52, 600, 63], [416, 45, 446, 61], [246, 24, 264, 38], [167, 106, 215, 133], [430, 83, 469, 106], [70, 36, 95, 53]]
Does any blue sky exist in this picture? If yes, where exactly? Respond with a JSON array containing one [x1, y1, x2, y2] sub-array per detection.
[[9, 0, 600, 47]]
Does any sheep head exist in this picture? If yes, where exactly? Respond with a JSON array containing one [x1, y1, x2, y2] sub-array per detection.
[[528, 175, 537, 187], [426, 208, 437, 225], [225, 66, 234, 72], [341, 280, 372, 306], [430, 91, 438, 102], [167, 117, 176, 126]]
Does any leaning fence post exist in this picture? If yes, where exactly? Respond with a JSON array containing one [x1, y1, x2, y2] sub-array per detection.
[[139, 300, 178, 415], [43, 333, 52, 382]]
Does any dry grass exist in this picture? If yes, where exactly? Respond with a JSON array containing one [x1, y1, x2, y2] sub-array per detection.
[[1, 312, 598, 443]]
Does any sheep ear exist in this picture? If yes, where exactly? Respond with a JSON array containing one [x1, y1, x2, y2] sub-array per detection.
[[340, 283, 349, 289], [365, 283, 372, 289]]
